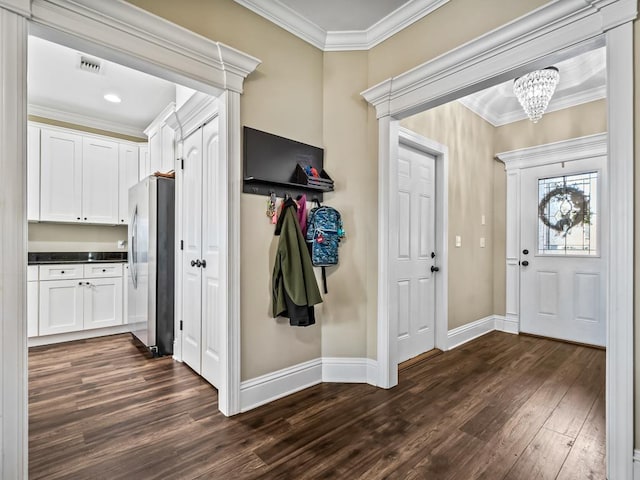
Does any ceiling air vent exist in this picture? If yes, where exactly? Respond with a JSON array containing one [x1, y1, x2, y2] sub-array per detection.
[[79, 56, 102, 74]]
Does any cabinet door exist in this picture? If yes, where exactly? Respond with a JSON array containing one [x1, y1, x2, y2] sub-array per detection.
[[27, 281, 39, 337], [83, 137, 119, 224], [123, 264, 129, 324], [118, 144, 139, 224], [148, 129, 162, 176], [84, 277, 123, 330], [161, 124, 175, 173], [27, 125, 41, 221], [39, 279, 84, 335], [40, 129, 83, 222], [138, 144, 149, 180]]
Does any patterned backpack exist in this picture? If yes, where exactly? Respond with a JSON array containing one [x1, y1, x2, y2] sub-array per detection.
[[306, 204, 345, 293]]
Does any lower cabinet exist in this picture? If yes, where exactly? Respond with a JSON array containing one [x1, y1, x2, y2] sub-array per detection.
[[35, 263, 124, 337]]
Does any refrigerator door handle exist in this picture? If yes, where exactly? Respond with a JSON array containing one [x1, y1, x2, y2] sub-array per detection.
[[130, 205, 138, 288]]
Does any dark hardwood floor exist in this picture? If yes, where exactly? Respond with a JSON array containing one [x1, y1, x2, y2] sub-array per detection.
[[29, 331, 605, 479]]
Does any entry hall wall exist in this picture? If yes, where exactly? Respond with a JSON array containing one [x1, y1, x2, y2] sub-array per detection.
[[126, 0, 325, 380], [401, 102, 496, 330]]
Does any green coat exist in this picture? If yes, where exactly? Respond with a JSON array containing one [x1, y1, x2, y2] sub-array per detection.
[[272, 203, 322, 326]]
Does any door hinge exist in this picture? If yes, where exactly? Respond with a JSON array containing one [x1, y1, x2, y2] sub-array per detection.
[[180, 158, 184, 170], [180, 240, 184, 250], [179, 320, 183, 331]]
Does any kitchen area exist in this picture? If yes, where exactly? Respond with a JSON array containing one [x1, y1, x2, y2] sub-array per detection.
[[26, 35, 182, 353]]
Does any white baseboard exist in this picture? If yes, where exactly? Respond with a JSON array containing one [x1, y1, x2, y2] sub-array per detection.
[[322, 357, 378, 386], [633, 449, 640, 479], [494, 314, 519, 334], [28, 324, 132, 347], [240, 358, 322, 412], [240, 356, 378, 412], [447, 315, 496, 350]]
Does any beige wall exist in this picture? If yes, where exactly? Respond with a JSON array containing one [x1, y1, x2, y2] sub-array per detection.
[[401, 102, 496, 329], [29, 223, 127, 252], [493, 100, 608, 153], [127, 0, 325, 379]]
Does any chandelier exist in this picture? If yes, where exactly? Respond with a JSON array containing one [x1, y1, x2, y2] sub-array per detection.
[[513, 67, 560, 123]]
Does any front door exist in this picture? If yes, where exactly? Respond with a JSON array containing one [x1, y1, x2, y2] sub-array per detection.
[[519, 157, 606, 346], [395, 142, 437, 363]]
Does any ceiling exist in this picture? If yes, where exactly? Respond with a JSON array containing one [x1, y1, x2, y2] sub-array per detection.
[[28, 36, 176, 138], [233, 0, 449, 51], [458, 48, 607, 126]]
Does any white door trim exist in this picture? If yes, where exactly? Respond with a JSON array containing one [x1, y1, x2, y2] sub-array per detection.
[[496, 133, 609, 335], [362, 2, 635, 478], [0, 0, 259, 475]]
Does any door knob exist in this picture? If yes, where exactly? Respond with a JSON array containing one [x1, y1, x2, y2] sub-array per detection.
[[431, 266, 439, 273], [191, 260, 197, 267], [521, 260, 529, 266], [195, 259, 202, 268], [522, 249, 529, 255], [201, 259, 207, 268]]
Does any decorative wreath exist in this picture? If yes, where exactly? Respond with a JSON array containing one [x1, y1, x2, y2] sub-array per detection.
[[538, 185, 589, 234]]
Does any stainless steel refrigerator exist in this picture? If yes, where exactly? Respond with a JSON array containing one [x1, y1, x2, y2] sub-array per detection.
[[128, 175, 175, 356]]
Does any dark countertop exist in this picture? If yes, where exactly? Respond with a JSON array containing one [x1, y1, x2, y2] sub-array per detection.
[[28, 252, 127, 265]]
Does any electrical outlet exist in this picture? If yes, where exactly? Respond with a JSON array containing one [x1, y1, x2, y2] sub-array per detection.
[[481, 214, 486, 225], [455, 235, 462, 247], [480, 237, 486, 248]]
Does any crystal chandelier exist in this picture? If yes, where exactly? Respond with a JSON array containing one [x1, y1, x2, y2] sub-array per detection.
[[513, 67, 560, 123]]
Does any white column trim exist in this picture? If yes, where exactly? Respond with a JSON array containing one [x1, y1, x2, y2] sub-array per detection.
[[605, 21, 634, 480], [0, 7, 28, 479], [361, 2, 636, 477]]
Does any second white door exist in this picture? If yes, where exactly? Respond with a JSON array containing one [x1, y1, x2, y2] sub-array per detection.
[[395, 142, 437, 364]]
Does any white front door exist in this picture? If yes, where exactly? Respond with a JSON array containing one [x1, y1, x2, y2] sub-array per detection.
[[395, 143, 437, 363], [181, 126, 204, 373], [519, 157, 606, 346]]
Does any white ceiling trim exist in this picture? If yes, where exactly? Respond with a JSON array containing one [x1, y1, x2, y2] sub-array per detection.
[[28, 104, 146, 138], [234, 0, 450, 51], [458, 84, 607, 127]]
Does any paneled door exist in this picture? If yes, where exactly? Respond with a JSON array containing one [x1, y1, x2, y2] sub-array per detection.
[[181, 126, 204, 374], [200, 117, 222, 388], [394, 143, 437, 364], [519, 157, 606, 346]]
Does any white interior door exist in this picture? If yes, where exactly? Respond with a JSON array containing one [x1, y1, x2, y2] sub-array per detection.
[[395, 143, 437, 364], [181, 127, 203, 373], [200, 118, 222, 388], [519, 157, 606, 346]]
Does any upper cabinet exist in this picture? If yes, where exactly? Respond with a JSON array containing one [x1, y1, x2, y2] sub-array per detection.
[[40, 128, 83, 222], [82, 137, 119, 224], [118, 144, 139, 224], [32, 122, 145, 226], [144, 102, 175, 178]]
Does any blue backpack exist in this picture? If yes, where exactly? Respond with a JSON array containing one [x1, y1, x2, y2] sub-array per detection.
[[306, 205, 344, 293]]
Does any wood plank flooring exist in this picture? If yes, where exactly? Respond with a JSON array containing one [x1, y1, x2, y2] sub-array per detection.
[[29, 331, 605, 479]]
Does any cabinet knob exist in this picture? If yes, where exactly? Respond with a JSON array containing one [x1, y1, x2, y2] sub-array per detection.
[[61, 270, 65, 274], [84, 217, 87, 221], [77, 217, 81, 220], [78, 281, 82, 285]]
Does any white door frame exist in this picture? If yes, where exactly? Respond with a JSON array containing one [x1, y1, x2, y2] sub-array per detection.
[[0, 1, 259, 476], [496, 133, 608, 337], [395, 127, 449, 367], [362, 1, 635, 478]]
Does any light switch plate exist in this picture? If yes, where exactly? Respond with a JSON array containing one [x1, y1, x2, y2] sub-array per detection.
[[480, 237, 486, 248], [455, 235, 462, 247]]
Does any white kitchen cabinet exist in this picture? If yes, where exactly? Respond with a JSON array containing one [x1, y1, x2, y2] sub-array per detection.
[[27, 125, 41, 222], [160, 124, 175, 172], [39, 279, 84, 335], [145, 102, 175, 176], [118, 144, 139, 224], [37, 263, 125, 337], [138, 144, 149, 180], [27, 265, 39, 338], [148, 127, 162, 175], [82, 137, 119, 224], [123, 264, 129, 324], [40, 128, 83, 222], [83, 276, 123, 330]]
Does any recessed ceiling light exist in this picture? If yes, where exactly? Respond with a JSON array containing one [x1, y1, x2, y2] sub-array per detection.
[[104, 93, 121, 103]]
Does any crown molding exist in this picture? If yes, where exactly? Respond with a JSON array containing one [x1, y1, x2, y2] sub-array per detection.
[[28, 103, 146, 138], [458, 84, 607, 126], [234, 0, 449, 51], [29, 0, 261, 94], [495, 132, 607, 171], [0, 0, 30, 17], [361, 0, 637, 119]]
